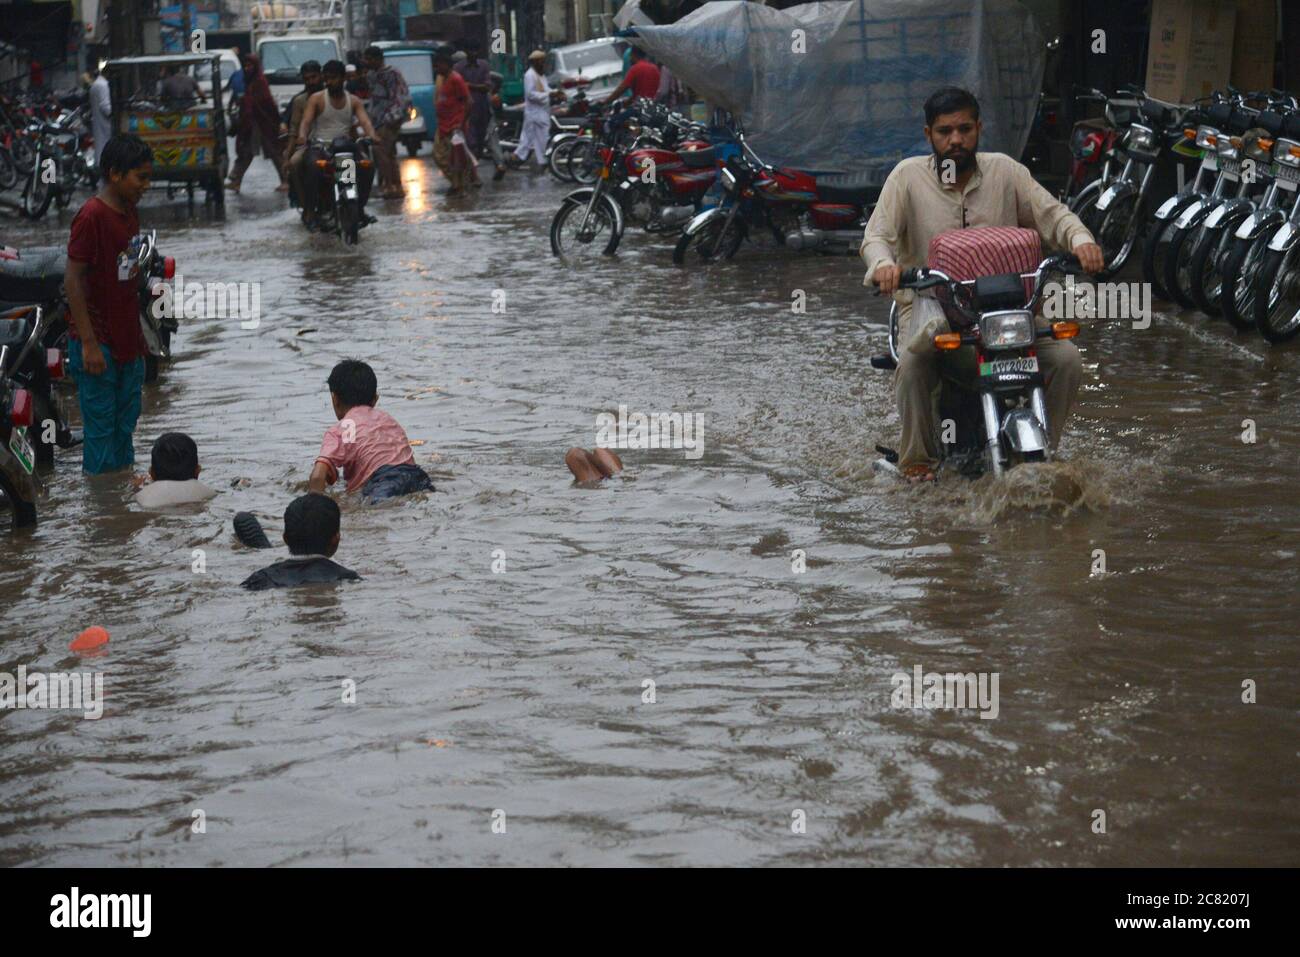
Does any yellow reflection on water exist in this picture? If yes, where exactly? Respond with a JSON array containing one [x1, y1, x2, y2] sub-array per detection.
[[403, 158, 427, 214]]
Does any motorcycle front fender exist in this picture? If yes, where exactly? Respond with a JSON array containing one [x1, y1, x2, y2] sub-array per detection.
[[1234, 208, 1287, 241], [1203, 198, 1255, 230], [1095, 180, 1136, 213], [1000, 407, 1049, 454], [1155, 193, 1193, 221], [683, 206, 724, 237], [1267, 221, 1300, 253], [1173, 197, 1213, 230]]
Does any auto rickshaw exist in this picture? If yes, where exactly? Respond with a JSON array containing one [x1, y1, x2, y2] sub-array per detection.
[[103, 53, 229, 211]]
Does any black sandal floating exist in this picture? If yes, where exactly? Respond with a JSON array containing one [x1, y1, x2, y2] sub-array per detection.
[[233, 511, 273, 549]]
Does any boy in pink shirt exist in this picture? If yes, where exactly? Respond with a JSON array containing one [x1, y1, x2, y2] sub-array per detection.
[[308, 359, 434, 502]]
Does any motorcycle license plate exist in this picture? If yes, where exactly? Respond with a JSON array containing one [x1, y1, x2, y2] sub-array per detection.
[[1273, 163, 1300, 188], [8, 426, 34, 475], [980, 356, 1039, 377]]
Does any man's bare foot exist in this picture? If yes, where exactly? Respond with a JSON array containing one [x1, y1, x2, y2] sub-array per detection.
[[565, 447, 623, 483]]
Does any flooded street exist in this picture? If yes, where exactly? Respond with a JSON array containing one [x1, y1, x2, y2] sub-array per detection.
[[1, 154, 1297, 867]]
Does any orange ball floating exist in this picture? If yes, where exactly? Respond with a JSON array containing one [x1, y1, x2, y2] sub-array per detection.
[[70, 626, 110, 653]]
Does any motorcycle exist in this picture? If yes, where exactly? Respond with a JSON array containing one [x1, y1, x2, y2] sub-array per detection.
[[305, 136, 375, 246], [674, 126, 880, 264], [1081, 88, 1195, 279], [1250, 131, 1300, 341], [0, 334, 41, 529], [1062, 86, 1130, 209], [869, 253, 1086, 478]]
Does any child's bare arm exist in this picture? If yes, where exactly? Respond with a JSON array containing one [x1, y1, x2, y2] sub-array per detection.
[[308, 460, 334, 494], [64, 259, 106, 374]]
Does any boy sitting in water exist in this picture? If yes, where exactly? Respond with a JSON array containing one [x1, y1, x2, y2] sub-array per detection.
[[565, 447, 623, 483], [308, 359, 434, 503], [135, 432, 219, 507], [241, 493, 361, 590]]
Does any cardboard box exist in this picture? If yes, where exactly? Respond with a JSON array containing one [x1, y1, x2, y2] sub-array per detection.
[[1145, 0, 1237, 104], [1230, 0, 1277, 93]]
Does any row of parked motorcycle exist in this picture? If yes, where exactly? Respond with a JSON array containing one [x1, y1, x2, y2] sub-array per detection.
[[544, 97, 883, 265], [1064, 82, 1300, 344], [0, 232, 176, 529], [0, 88, 97, 220]]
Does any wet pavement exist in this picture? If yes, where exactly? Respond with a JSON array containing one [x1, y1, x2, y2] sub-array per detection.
[[1, 150, 1297, 866]]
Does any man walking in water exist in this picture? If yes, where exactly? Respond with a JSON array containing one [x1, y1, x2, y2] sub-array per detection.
[[861, 87, 1105, 483], [511, 50, 556, 170]]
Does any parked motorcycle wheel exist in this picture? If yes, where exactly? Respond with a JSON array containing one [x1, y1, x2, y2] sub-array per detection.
[[1087, 193, 1140, 279], [672, 215, 745, 265], [550, 195, 621, 259], [10, 137, 35, 174], [0, 469, 37, 529], [1219, 234, 1272, 331], [1161, 221, 1204, 309], [548, 138, 579, 182], [1187, 225, 1239, 317], [0, 147, 16, 191], [568, 138, 600, 186], [22, 171, 53, 220], [1142, 215, 1177, 301], [1253, 244, 1300, 343], [144, 328, 171, 385]]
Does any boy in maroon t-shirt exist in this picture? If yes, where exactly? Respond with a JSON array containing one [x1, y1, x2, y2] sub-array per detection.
[[65, 135, 153, 474]]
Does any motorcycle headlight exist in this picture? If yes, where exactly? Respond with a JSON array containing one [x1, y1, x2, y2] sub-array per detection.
[[1195, 125, 1219, 149], [1273, 137, 1300, 167], [1127, 124, 1156, 151], [720, 167, 737, 191], [1216, 137, 1240, 160], [979, 310, 1035, 350]]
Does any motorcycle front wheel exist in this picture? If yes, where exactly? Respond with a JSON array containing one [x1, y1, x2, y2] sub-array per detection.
[[1219, 234, 1271, 331], [550, 196, 621, 259], [1162, 220, 1204, 309], [338, 197, 360, 246], [1141, 214, 1178, 301], [1253, 244, 1300, 343], [22, 170, 53, 220], [548, 138, 578, 182], [1087, 193, 1139, 279], [567, 138, 600, 186], [1187, 224, 1238, 317], [672, 214, 744, 265], [0, 147, 15, 191]]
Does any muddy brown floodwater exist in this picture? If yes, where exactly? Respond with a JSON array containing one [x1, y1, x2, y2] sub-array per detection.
[[1, 155, 1297, 866]]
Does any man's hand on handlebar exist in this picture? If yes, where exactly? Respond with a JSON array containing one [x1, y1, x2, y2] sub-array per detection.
[[1074, 242, 1105, 274], [873, 263, 902, 296]]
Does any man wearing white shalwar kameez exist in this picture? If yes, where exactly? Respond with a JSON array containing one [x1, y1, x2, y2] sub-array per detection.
[[513, 50, 553, 167]]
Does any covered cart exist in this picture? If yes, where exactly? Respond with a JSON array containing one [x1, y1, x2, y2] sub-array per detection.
[[103, 53, 230, 211]]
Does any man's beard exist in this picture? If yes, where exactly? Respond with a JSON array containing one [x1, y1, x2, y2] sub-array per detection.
[[933, 141, 978, 174]]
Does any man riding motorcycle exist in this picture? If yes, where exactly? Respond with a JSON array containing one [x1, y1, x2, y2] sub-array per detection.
[[861, 87, 1106, 483], [290, 59, 378, 230]]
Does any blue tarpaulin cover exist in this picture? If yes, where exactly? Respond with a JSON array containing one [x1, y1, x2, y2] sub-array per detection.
[[631, 0, 1045, 179]]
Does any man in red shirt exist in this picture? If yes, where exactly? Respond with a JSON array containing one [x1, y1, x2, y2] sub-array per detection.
[[607, 47, 661, 103], [432, 50, 472, 195], [65, 135, 153, 474]]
